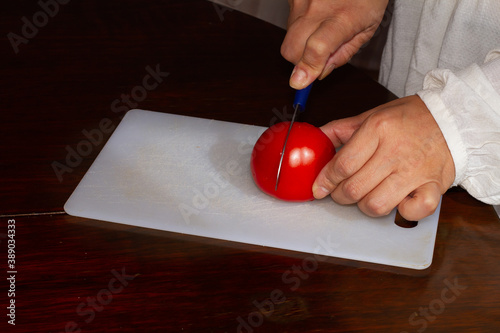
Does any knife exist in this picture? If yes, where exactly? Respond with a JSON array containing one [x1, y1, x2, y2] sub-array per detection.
[[275, 84, 313, 191]]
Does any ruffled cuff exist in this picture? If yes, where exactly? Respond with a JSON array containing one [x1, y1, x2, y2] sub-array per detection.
[[417, 50, 500, 204]]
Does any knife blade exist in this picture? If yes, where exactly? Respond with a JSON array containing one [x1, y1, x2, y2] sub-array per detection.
[[275, 84, 313, 191]]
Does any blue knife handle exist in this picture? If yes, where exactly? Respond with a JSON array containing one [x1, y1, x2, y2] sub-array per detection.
[[293, 83, 313, 112]]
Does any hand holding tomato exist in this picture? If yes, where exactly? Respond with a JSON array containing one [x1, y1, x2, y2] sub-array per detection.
[[251, 121, 335, 201], [313, 95, 456, 221]]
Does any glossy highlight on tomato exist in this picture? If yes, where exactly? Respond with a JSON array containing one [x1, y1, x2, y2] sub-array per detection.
[[250, 121, 336, 201]]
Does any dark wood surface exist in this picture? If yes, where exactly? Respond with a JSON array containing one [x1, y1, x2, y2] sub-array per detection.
[[1, 0, 499, 332]]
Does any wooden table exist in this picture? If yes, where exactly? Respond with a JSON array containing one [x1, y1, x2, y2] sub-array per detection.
[[1, 1, 499, 332]]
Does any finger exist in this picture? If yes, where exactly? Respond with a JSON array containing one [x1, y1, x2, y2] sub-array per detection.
[[320, 108, 378, 146], [318, 119, 353, 148], [318, 55, 336, 80], [281, 16, 321, 65], [312, 126, 380, 199], [330, 147, 395, 205], [290, 19, 348, 89], [319, 26, 381, 81], [397, 182, 442, 221], [355, 171, 417, 217]]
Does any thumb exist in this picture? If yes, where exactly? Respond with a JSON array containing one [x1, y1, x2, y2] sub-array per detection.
[[397, 182, 442, 221]]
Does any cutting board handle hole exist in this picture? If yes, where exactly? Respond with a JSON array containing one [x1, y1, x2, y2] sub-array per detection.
[[394, 212, 418, 228]]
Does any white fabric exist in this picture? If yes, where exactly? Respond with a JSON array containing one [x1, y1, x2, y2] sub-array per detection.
[[380, 0, 500, 206], [380, 0, 500, 97]]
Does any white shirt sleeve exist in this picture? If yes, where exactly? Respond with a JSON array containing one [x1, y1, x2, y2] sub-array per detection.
[[417, 50, 500, 205]]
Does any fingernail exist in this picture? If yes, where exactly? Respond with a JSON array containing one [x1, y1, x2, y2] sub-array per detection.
[[312, 184, 330, 199], [290, 66, 307, 89], [319, 63, 335, 80]]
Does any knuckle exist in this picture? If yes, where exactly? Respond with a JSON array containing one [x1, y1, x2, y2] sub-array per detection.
[[280, 43, 290, 59], [302, 40, 330, 72], [280, 41, 298, 64], [363, 198, 392, 217], [306, 35, 329, 56], [334, 157, 356, 179], [321, 168, 338, 190], [369, 112, 394, 134], [342, 179, 364, 202], [419, 195, 439, 215]]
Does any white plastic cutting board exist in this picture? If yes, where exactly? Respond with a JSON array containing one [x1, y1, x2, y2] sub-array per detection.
[[64, 109, 441, 270]]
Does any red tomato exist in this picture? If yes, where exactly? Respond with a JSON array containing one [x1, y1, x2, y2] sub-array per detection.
[[250, 121, 336, 201]]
